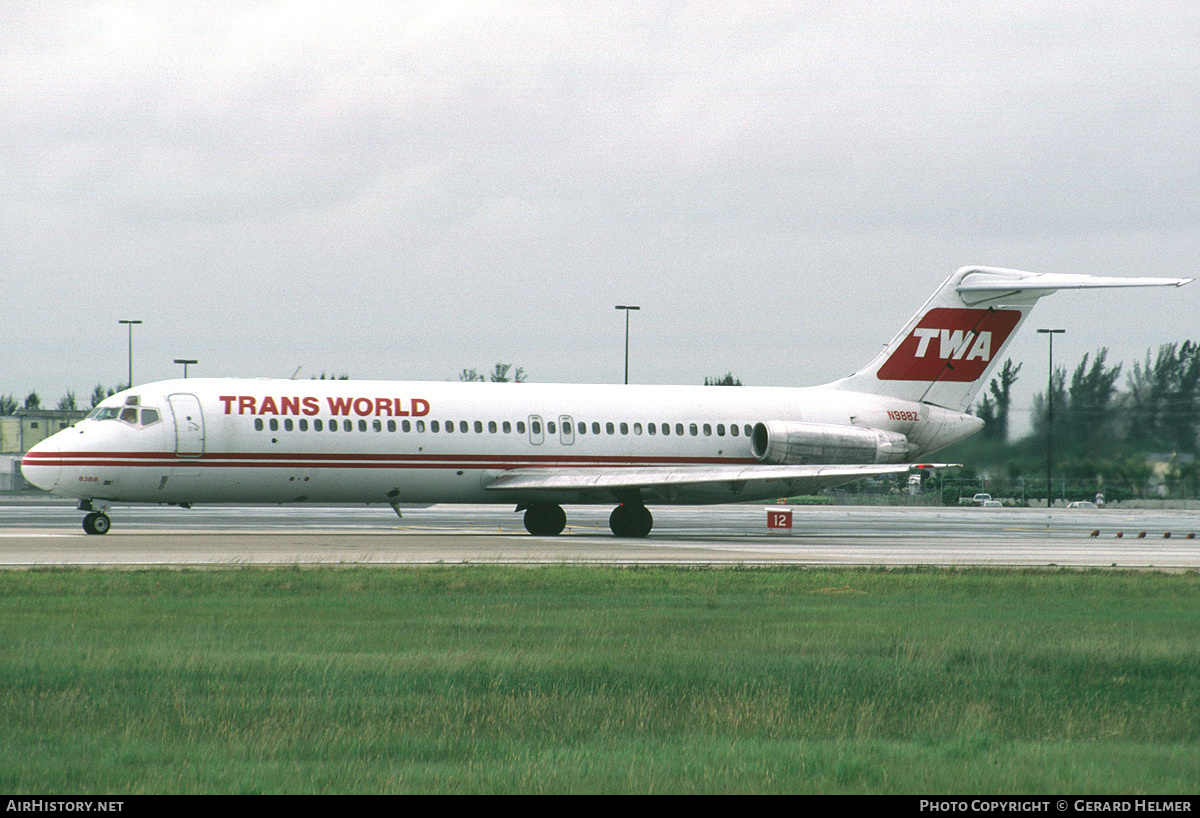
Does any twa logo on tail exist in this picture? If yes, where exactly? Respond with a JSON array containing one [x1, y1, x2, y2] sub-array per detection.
[[876, 308, 1022, 382]]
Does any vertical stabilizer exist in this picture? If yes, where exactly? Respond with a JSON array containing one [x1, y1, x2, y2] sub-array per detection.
[[830, 267, 1191, 412]]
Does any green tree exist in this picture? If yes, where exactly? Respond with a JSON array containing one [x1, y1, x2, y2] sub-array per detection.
[[1064, 349, 1121, 447], [24, 391, 40, 410], [459, 364, 527, 383], [704, 373, 743, 386], [986, 359, 1021, 442], [1125, 341, 1200, 453], [0, 395, 17, 416], [57, 392, 78, 411], [489, 363, 525, 383]]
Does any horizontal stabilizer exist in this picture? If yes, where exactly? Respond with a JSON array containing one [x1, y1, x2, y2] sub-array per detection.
[[956, 270, 1192, 294]]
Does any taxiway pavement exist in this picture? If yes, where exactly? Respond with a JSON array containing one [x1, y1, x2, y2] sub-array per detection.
[[1, 499, 1198, 569]]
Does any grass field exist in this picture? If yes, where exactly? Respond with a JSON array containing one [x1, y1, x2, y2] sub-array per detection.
[[1, 565, 1198, 793]]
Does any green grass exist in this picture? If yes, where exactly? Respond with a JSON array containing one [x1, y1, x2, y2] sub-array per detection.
[[1, 566, 1198, 793]]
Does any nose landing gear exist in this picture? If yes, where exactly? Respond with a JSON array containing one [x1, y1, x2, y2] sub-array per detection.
[[82, 512, 111, 535], [79, 500, 112, 535]]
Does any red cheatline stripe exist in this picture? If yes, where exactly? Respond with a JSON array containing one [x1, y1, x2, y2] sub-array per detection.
[[24, 451, 758, 470]]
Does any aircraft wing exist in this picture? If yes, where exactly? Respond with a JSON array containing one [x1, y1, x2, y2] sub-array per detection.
[[484, 462, 953, 495]]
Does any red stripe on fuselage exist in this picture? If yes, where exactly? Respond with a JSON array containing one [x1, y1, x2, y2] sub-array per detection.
[[27, 451, 757, 469]]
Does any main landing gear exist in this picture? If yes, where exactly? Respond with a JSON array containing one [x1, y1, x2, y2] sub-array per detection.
[[520, 501, 654, 538], [608, 503, 653, 538]]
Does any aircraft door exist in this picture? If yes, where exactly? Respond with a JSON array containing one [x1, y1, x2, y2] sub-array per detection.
[[168, 394, 205, 457]]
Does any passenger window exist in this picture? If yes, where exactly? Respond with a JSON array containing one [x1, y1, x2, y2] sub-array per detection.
[[343, 419, 353, 432], [661, 423, 669, 436], [255, 418, 264, 431], [284, 418, 294, 432], [531, 420, 542, 435], [744, 424, 753, 437], [547, 421, 556, 434], [633, 423, 642, 435], [578, 422, 586, 435], [416, 420, 426, 432], [387, 420, 396, 432], [689, 424, 698, 436], [592, 422, 601, 434], [606, 422, 615, 434], [488, 421, 497, 433], [730, 424, 738, 436], [300, 419, 308, 432], [373, 419, 382, 432], [315, 419, 323, 431], [676, 423, 684, 436], [460, 421, 469, 433], [620, 422, 628, 435], [703, 423, 711, 436], [270, 419, 279, 431], [401, 420, 410, 432], [503, 421, 512, 433], [517, 421, 525, 434]]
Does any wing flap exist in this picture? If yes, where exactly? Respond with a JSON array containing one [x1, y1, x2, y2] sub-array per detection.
[[484, 462, 953, 494]]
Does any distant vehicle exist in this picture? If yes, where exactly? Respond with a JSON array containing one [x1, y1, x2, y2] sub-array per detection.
[[981, 499, 1003, 507], [21, 267, 1190, 536], [1067, 501, 1098, 509], [972, 493, 992, 505]]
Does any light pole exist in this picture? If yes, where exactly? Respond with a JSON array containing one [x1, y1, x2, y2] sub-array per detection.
[[174, 359, 198, 378], [1038, 328, 1065, 508], [118, 320, 142, 388], [614, 305, 640, 385]]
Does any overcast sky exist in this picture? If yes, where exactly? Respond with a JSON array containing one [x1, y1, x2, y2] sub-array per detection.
[[3, 1, 1198, 434]]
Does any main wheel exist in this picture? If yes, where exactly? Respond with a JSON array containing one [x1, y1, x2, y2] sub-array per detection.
[[523, 503, 567, 536], [609, 504, 652, 538], [82, 512, 111, 535]]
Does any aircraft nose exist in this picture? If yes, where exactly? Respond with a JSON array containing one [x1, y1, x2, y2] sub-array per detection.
[[21, 436, 61, 492]]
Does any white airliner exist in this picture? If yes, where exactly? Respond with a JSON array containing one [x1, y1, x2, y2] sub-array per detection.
[[22, 267, 1190, 536]]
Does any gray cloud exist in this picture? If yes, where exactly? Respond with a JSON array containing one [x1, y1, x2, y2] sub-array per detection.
[[2, 1, 1197, 424]]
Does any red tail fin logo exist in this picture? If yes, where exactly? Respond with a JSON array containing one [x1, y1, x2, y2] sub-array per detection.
[[876, 308, 1022, 382]]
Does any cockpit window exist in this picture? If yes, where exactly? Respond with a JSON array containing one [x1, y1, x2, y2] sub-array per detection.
[[87, 403, 161, 428]]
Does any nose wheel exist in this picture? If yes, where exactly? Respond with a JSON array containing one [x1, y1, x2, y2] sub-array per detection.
[[82, 512, 111, 535]]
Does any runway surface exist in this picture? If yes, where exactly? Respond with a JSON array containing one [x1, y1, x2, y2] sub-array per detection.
[[2, 497, 1199, 569]]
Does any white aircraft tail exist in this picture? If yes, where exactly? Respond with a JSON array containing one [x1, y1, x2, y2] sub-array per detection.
[[831, 266, 1192, 413]]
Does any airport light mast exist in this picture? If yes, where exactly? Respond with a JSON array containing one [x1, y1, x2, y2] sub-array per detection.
[[1038, 328, 1065, 508], [614, 305, 640, 385], [118, 319, 142, 389]]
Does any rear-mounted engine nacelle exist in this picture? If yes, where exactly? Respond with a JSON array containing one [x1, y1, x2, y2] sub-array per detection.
[[752, 421, 915, 465]]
